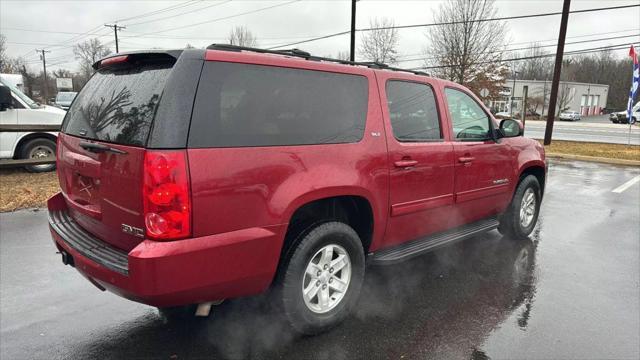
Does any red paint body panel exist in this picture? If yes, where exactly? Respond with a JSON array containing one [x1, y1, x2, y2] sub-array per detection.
[[438, 83, 517, 224], [57, 133, 147, 251], [188, 55, 389, 253], [374, 71, 457, 248], [49, 192, 286, 307], [48, 48, 546, 309]]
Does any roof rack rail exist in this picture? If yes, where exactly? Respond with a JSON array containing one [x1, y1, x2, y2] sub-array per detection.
[[206, 43, 429, 77]]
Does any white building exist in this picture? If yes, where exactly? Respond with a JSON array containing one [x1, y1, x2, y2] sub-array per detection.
[[488, 79, 609, 116]]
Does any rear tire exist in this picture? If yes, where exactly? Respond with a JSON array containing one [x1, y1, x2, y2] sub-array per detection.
[[278, 221, 365, 335], [498, 175, 541, 240], [20, 138, 56, 173]]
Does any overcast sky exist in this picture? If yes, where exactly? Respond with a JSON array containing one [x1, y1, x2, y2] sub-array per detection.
[[1, 0, 639, 73]]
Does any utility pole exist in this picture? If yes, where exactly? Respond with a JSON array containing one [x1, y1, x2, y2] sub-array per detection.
[[350, 0, 357, 61], [544, 0, 571, 145], [35, 49, 50, 104], [105, 23, 126, 53]]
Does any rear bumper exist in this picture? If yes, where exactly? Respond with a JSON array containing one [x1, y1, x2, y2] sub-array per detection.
[[47, 192, 286, 307]]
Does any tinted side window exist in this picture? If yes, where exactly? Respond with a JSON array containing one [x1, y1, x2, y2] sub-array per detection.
[[386, 81, 441, 141], [189, 62, 368, 148], [444, 88, 491, 140]]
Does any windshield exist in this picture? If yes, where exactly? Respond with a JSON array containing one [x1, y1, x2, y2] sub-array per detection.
[[56, 92, 77, 102], [0, 77, 39, 109]]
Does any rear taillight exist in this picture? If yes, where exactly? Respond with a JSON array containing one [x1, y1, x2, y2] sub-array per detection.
[[143, 151, 191, 240]]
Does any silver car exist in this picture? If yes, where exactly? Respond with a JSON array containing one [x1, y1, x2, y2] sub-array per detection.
[[559, 111, 581, 121]]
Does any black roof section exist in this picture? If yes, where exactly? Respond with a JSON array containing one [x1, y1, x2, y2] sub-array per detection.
[[206, 43, 429, 77]]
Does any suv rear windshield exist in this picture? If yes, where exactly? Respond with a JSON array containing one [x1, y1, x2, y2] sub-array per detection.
[[62, 63, 173, 146], [189, 62, 369, 148]]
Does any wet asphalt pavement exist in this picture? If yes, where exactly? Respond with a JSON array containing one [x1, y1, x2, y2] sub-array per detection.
[[1, 159, 639, 360]]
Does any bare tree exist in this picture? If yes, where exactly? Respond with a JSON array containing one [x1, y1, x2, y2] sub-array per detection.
[[358, 17, 399, 64], [335, 51, 351, 61], [1, 56, 28, 74], [0, 35, 25, 74], [556, 83, 574, 114], [73, 38, 111, 80], [0, 34, 7, 70], [527, 95, 545, 114], [425, 0, 507, 96], [228, 26, 258, 47], [516, 43, 553, 80], [52, 69, 73, 78]]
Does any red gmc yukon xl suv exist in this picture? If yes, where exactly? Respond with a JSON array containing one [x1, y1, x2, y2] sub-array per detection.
[[48, 45, 546, 334]]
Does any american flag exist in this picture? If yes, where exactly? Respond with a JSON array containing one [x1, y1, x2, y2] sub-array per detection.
[[628, 45, 639, 123]]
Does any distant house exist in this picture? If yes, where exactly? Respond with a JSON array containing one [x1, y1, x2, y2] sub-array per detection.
[[487, 79, 609, 116]]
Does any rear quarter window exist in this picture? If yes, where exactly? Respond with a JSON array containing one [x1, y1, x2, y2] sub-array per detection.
[[188, 62, 369, 147], [62, 63, 172, 146]]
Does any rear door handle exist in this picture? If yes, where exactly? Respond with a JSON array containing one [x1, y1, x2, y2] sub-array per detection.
[[458, 156, 475, 163], [394, 160, 418, 168]]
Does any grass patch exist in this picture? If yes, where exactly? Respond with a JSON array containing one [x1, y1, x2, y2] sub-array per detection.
[[0, 169, 59, 212], [540, 140, 640, 161]]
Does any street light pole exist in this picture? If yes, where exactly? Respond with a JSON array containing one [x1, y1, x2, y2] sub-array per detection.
[[510, 70, 519, 115], [350, 0, 357, 62]]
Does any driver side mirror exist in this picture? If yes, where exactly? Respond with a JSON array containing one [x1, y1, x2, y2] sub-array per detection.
[[0, 86, 13, 111], [499, 118, 523, 138]]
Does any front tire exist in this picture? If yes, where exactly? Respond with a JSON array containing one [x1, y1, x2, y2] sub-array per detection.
[[279, 221, 365, 335], [498, 175, 541, 239], [20, 138, 56, 173]]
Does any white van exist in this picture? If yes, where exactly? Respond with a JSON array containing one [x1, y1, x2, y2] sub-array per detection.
[[0, 77, 66, 172]]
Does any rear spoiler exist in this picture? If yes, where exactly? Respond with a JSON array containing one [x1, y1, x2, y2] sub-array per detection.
[[92, 50, 183, 70]]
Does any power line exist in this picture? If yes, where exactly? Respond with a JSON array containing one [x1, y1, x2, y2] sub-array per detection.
[[129, 0, 301, 37], [0, 28, 106, 36], [360, 4, 640, 32], [267, 30, 351, 50], [395, 33, 640, 63], [410, 42, 640, 70], [268, 3, 640, 49], [507, 28, 640, 47], [398, 28, 640, 58], [1, 25, 327, 41], [124, 0, 233, 27], [114, 0, 202, 23]]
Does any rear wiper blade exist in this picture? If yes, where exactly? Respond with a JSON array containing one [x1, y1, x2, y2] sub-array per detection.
[[79, 142, 127, 155]]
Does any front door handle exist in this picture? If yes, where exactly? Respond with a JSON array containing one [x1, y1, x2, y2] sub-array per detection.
[[458, 156, 475, 163], [394, 160, 418, 168]]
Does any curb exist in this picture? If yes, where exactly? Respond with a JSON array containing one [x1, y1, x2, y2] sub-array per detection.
[[546, 153, 640, 166]]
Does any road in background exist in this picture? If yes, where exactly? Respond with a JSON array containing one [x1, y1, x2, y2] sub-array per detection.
[[1, 160, 639, 359], [524, 120, 640, 145], [571, 114, 612, 124]]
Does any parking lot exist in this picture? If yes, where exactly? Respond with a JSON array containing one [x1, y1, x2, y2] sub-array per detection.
[[1, 159, 639, 360]]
